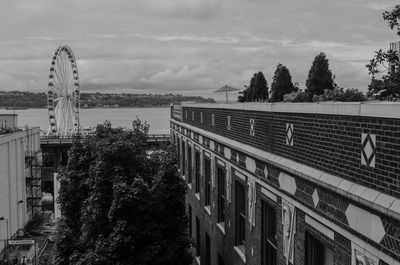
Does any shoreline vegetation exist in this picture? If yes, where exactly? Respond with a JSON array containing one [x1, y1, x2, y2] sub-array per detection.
[[0, 91, 215, 109]]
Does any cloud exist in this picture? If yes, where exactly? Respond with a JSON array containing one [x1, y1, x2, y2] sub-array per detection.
[[0, 0, 398, 100], [139, 0, 220, 20], [335, 0, 396, 11], [150, 34, 239, 44]]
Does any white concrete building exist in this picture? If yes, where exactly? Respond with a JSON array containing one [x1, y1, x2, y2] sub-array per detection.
[[0, 114, 40, 252]]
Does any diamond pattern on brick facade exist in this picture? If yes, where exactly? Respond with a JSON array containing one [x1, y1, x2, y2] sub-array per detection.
[[224, 147, 231, 159], [286, 123, 293, 146], [210, 140, 215, 150], [200, 112, 203, 123], [227, 116, 231, 130], [312, 189, 319, 207], [278, 172, 297, 195], [263, 166, 269, 179], [361, 133, 376, 167], [250, 118, 255, 136], [245, 156, 256, 173], [211, 114, 215, 126]]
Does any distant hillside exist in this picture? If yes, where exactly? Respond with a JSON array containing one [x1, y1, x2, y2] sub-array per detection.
[[0, 91, 215, 108]]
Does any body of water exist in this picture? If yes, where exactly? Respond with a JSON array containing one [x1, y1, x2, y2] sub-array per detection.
[[3, 107, 171, 134]]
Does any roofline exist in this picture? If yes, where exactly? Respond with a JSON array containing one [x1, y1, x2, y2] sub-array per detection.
[[180, 102, 400, 119]]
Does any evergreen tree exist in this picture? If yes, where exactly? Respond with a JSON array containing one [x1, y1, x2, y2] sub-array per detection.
[[270, 64, 295, 102], [247, 74, 257, 101], [254, 71, 269, 101], [237, 72, 269, 102], [366, 5, 400, 99], [55, 120, 191, 265], [305, 52, 335, 98]]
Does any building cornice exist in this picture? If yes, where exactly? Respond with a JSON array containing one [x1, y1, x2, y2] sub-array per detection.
[[181, 102, 400, 119]]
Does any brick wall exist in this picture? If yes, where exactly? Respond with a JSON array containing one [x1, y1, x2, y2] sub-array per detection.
[[181, 107, 400, 198], [175, 104, 400, 265]]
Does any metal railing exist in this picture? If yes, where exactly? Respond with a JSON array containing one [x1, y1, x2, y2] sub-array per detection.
[[146, 134, 170, 142], [40, 134, 170, 143]]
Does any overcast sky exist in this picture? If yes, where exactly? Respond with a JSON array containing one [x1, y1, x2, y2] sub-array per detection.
[[0, 0, 398, 101]]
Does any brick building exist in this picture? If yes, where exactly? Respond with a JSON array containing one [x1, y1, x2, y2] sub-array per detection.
[[170, 102, 400, 265]]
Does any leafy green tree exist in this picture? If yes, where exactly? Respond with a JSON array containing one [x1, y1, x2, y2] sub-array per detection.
[[305, 52, 335, 98], [237, 89, 248, 103], [270, 64, 295, 102], [283, 90, 310, 102], [247, 74, 257, 101], [55, 120, 191, 265], [312, 88, 366, 102], [366, 5, 400, 99]]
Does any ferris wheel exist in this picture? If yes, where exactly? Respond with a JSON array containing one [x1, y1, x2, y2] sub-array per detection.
[[47, 45, 80, 136]]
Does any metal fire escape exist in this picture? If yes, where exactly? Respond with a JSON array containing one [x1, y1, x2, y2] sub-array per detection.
[[25, 149, 42, 219]]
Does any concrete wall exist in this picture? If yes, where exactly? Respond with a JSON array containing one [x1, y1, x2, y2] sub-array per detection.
[[0, 127, 40, 251]]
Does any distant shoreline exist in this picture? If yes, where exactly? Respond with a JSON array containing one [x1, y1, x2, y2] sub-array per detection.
[[1, 105, 172, 110]]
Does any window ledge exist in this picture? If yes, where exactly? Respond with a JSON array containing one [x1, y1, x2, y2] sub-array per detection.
[[204, 206, 211, 215], [216, 222, 225, 235], [188, 183, 192, 189], [195, 256, 201, 265], [234, 245, 246, 264], [195, 193, 200, 201]]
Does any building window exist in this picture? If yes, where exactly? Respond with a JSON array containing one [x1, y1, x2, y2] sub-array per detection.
[[182, 140, 186, 177], [196, 217, 201, 258], [218, 254, 225, 265], [188, 205, 192, 238], [217, 166, 226, 223], [305, 232, 334, 265], [236, 181, 246, 247], [206, 233, 211, 265], [262, 200, 276, 265], [195, 150, 200, 194], [188, 144, 192, 183], [212, 114, 215, 126], [205, 156, 211, 206], [177, 138, 180, 168]]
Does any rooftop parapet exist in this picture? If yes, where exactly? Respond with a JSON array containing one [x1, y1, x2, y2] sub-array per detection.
[[179, 101, 400, 119]]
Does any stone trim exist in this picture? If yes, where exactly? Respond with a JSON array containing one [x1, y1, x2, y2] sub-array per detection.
[[305, 215, 334, 240], [181, 102, 400, 119]]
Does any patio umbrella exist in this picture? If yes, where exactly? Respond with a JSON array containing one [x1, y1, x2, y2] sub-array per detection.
[[214, 85, 240, 102]]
